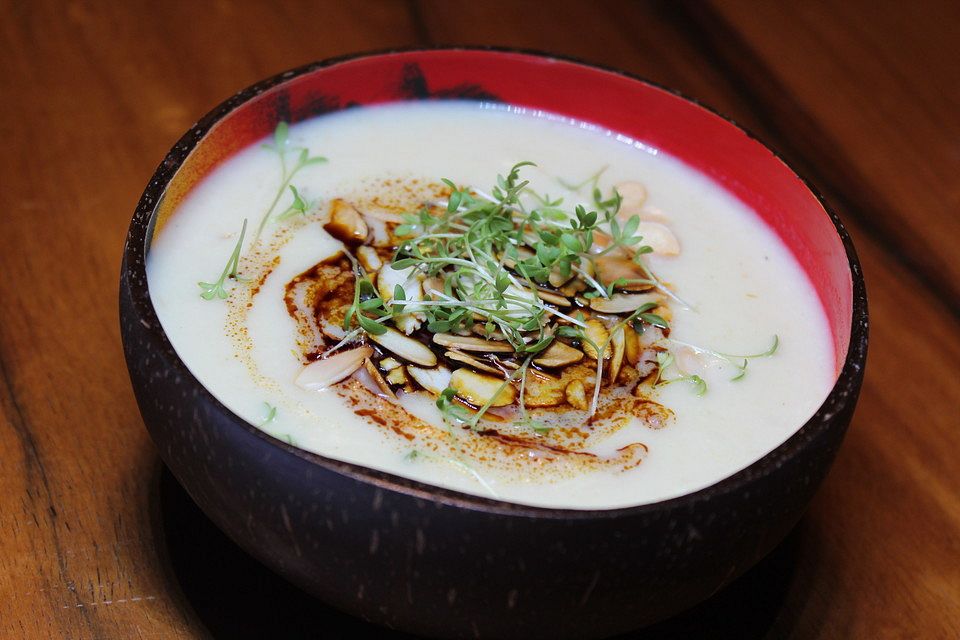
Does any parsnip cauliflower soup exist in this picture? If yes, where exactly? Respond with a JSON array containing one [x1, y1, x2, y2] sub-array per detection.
[[146, 102, 834, 510]]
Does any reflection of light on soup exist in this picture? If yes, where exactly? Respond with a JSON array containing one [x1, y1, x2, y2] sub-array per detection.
[[146, 102, 834, 510]]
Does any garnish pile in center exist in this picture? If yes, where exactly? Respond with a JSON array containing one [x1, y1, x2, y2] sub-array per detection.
[[295, 162, 685, 433]]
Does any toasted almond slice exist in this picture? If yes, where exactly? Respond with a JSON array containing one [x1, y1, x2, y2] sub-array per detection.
[[565, 379, 588, 410], [421, 276, 444, 299], [377, 264, 418, 302], [470, 324, 508, 341], [558, 278, 586, 297], [583, 319, 612, 360], [320, 321, 346, 341], [535, 288, 571, 307], [356, 246, 382, 272], [594, 256, 652, 292], [407, 365, 453, 395], [590, 293, 661, 314], [548, 267, 574, 288], [450, 368, 516, 407], [295, 346, 373, 391], [360, 207, 404, 223], [377, 264, 424, 335], [379, 357, 401, 371], [370, 327, 437, 366], [624, 325, 641, 366], [385, 366, 408, 386], [533, 341, 584, 368], [614, 181, 647, 216], [323, 199, 368, 245], [609, 327, 626, 383], [364, 358, 396, 399], [445, 350, 504, 376], [637, 221, 680, 256], [522, 374, 565, 407], [432, 333, 515, 353]]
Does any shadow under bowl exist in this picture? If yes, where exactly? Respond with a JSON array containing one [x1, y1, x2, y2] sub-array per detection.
[[120, 48, 867, 640]]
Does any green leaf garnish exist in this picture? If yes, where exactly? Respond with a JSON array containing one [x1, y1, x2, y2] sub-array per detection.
[[254, 121, 327, 239], [198, 218, 248, 300]]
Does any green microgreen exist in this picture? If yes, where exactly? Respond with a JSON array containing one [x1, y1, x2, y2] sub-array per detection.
[[429, 393, 499, 497], [669, 335, 780, 381], [198, 218, 248, 300], [256, 121, 327, 238], [557, 165, 608, 192], [467, 355, 533, 429], [653, 351, 707, 396], [259, 402, 278, 426], [377, 162, 679, 360], [274, 185, 311, 221]]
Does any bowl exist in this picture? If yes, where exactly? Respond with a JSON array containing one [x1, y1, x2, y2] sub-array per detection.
[[120, 48, 867, 639]]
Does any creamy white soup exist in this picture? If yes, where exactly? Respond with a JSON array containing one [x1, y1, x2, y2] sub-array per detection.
[[147, 102, 835, 510]]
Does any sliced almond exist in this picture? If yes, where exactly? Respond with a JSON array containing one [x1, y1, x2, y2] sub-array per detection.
[[548, 267, 574, 288], [432, 333, 515, 353], [533, 341, 584, 368], [614, 181, 647, 216], [522, 374, 565, 407], [590, 293, 661, 314], [377, 265, 424, 335], [609, 327, 626, 383], [323, 199, 368, 245], [295, 346, 373, 391], [320, 322, 346, 341], [364, 358, 396, 399], [370, 327, 437, 366], [535, 288, 571, 307], [379, 357, 401, 371], [558, 278, 586, 297], [450, 368, 516, 407], [564, 379, 588, 410], [470, 324, 508, 341], [594, 256, 652, 292], [360, 207, 404, 223], [385, 366, 408, 386], [445, 350, 504, 376], [356, 246, 382, 272], [624, 325, 641, 366], [583, 319, 611, 360], [637, 221, 680, 256], [421, 276, 444, 299], [377, 264, 418, 302], [527, 367, 559, 382], [407, 365, 453, 395]]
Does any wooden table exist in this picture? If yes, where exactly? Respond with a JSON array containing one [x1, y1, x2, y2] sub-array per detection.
[[2, 1, 957, 637]]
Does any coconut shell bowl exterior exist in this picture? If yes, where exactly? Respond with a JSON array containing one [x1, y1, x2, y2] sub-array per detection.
[[120, 48, 868, 640]]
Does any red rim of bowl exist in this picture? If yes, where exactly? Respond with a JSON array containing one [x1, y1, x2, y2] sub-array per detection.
[[125, 46, 868, 518]]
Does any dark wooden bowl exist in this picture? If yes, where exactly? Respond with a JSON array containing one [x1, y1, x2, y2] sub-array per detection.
[[120, 48, 867, 640]]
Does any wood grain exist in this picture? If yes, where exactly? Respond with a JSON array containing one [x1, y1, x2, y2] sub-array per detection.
[[0, 0, 957, 638]]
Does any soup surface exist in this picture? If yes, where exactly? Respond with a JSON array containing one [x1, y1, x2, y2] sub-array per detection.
[[147, 102, 835, 509]]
